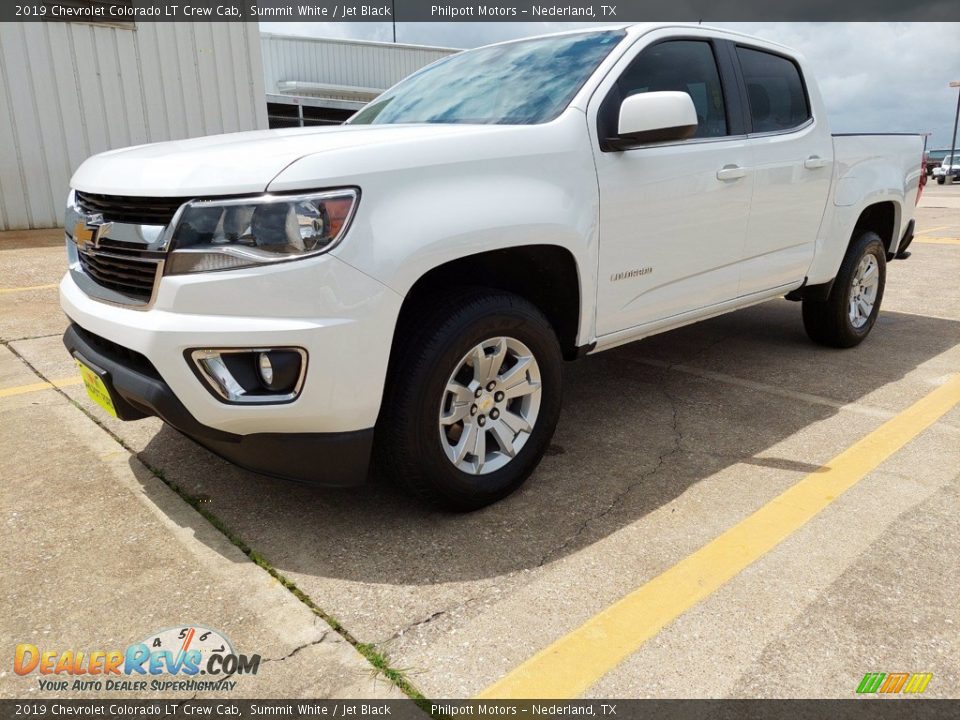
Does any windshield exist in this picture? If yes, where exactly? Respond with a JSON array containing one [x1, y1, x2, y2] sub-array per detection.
[[349, 30, 625, 126]]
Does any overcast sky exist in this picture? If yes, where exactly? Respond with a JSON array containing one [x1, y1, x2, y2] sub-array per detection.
[[260, 21, 960, 149]]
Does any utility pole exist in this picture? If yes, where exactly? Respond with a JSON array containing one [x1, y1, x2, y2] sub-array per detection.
[[950, 81, 960, 180], [391, 0, 397, 43]]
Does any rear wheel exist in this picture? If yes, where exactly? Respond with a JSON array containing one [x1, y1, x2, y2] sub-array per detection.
[[802, 231, 886, 348], [376, 289, 562, 511]]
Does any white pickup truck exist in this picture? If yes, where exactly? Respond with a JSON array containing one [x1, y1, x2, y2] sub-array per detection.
[[61, 24, 925, 510]]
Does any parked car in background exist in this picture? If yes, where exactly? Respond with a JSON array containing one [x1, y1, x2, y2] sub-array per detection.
[[925, 149, 948, 175], [59, 24, 925, 510], [933, 153, 958, 183]]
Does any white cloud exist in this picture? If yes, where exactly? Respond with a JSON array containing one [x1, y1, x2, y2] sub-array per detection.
[[260, 21, 960, 148]]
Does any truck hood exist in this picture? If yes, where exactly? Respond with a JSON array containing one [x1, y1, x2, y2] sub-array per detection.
[[70, 124, 542, 197]]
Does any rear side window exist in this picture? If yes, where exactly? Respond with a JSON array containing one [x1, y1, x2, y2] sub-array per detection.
[[736, 46, 810, 133], [615, 40, 728, 138]]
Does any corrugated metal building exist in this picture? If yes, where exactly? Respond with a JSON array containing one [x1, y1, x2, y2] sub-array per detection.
[[0, 20, 267, 230], [0, 19, 456, 230], [261, 34, 457, 128]]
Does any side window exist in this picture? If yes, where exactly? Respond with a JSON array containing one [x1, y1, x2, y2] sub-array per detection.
[[736, 46, 810, 133], [616, 40, 728, 139]]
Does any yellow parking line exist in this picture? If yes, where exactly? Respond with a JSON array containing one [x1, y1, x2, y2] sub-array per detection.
[[478, 374, 960, 700], [914, 236, 960, 245], [0, 283, 59, 294], [0, 376, 82, 398], [917, 225, 949, 234]]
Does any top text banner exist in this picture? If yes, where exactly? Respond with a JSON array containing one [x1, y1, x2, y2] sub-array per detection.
[[6, 0, 960, 23]]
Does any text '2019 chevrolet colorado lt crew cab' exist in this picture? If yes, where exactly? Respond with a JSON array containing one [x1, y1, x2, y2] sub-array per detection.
[[61, 24, 926, 510]]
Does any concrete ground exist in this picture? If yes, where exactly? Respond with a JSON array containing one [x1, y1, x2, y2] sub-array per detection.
[[1, 183, 958, 701]]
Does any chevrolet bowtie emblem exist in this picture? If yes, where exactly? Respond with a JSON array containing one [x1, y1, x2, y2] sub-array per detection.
[[73, 213, 113, 249]]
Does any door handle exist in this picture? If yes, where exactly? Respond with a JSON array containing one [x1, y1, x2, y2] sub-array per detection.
[[716, 165, 746, 181], [804, 155, 826, 170]]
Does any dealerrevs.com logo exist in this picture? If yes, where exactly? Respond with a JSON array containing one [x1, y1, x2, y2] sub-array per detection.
[[14, 626, 261, 693]]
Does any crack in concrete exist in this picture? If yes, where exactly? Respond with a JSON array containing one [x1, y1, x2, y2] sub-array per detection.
[[5, 332, 63, 343], [685, 330, 738, 364], [263, 633, 330, 664], [389, 610, 448, 641], [531, 327, 741, 568], [537, 366, 685, 568], [378, 590, 492, 646]]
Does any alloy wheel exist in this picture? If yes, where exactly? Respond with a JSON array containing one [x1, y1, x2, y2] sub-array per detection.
[[438, 336, 542, 475], [848, 254, 880, 329]]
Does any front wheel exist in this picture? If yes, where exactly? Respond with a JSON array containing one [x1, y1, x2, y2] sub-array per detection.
[[937, 177, 946, 185], [802, 230, 886, 348], [376, 290, 563, 511]]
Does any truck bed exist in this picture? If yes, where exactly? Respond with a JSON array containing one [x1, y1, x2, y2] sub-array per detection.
[[831, 133, 925, 233], [802, 133, 924, 286]]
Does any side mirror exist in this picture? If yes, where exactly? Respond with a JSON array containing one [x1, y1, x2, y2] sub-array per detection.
[[609, 91, 699, 150]]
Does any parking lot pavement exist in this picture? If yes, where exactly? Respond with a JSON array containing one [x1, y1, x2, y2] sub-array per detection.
[[0, 307, 400, 696], [2, 197, 958, 700], [919, 181, 960, 211], [0, 230, 68, 343], [0, 392, 404, 700]]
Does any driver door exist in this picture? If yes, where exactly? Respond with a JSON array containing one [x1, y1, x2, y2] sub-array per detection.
[[590, 34, 754, 336]]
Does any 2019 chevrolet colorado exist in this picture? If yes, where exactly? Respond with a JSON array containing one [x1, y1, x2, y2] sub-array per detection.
[[60, 24, 925, 510]]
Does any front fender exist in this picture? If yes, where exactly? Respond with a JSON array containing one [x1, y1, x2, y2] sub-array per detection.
[[268, 115, 600, 344], [339, 172, 595, 293]]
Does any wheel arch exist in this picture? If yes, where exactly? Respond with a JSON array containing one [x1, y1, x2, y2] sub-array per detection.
[[804, 197, 902, 289], [393, 245, 584, 362], [851, 200, 900, 256]]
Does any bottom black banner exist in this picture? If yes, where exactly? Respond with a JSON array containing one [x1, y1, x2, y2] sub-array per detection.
[[2, 700, 958, 720]]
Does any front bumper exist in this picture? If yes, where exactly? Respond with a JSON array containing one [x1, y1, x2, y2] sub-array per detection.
[[64, 323, 373, 487], [59, 252, 402, 435], [59, 247, 404, 487]]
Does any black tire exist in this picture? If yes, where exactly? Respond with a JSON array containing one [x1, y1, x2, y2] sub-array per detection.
[[802, 231, 886, 348], [375, 289, 563, 511], [937, 177, 946, 185]]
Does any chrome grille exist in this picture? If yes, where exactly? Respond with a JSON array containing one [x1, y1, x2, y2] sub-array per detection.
[[75, 190, 188, 226], [68, 190, 186, 306], [76, 243, 165, 303]]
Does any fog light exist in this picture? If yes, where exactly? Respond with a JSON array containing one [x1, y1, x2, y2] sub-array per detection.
[[258, 353, 274, 386], [189, 347, 307, 404], [255, 350, 302, 393]]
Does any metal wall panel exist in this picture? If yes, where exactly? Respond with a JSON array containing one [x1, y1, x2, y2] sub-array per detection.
[[0, 22, 268, 230], [261, 34, 457, 99]]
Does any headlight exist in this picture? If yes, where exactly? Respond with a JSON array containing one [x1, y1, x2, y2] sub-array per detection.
[[166, 188, 358, 275]]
